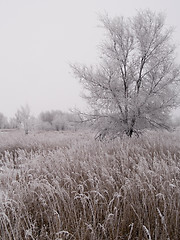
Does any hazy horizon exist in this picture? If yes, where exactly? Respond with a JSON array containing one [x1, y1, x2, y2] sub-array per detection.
[[0, 0, 180, 118]]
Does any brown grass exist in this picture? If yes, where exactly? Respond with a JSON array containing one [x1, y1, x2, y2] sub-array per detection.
[[0, 130, 180, 239]]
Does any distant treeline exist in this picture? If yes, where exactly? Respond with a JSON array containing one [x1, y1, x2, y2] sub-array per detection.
[[0, 108, 84, 133], [0, 106, 179, 134]]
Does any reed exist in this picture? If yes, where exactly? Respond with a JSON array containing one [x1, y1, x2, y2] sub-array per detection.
[[0, 130, 180, 239]]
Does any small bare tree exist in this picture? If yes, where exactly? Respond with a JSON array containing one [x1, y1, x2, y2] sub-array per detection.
[[15, 104, 31, 134], [72, 10, 180, 138], [0, 113, 8, 129]]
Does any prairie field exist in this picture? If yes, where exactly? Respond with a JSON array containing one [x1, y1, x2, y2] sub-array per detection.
[[0, 129, 180, 240]]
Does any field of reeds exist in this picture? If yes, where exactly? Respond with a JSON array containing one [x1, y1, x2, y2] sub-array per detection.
[[0, 129, 180, 240]]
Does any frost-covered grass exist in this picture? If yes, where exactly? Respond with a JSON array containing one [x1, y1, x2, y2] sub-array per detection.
[[0, 130, 180, 239]]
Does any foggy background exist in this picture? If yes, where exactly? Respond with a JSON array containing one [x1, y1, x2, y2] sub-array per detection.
[[0, 0, 180, 118]]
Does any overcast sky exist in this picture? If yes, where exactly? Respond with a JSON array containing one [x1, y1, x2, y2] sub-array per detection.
[[0, 0, 180, 118]]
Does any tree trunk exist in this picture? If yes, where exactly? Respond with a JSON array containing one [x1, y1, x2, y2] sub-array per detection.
[[126, 117, 136, 137]]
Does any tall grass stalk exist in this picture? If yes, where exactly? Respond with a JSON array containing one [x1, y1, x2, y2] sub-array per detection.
[[0, 130, 180, 239]]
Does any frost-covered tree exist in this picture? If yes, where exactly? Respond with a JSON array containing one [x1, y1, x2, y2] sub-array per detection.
[[0, 113, 8, 129], [72, 10, 180, 138], [15, 104, 32, 134], [38, 110, 80, 131]]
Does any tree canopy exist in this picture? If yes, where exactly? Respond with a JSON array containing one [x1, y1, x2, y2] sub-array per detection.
[[72, 10, 180, 138]]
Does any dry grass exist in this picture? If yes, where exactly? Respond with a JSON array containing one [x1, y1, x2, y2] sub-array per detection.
[[0, 129, 180, 239]]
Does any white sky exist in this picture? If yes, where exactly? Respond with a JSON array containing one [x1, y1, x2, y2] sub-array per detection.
[[0, 0, 180, 118]]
